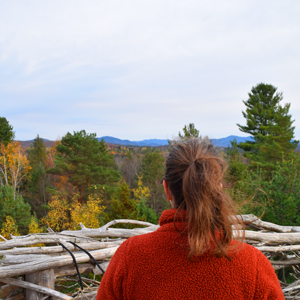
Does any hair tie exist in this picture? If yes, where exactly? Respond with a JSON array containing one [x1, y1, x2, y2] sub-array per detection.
[[189, 160, 196, 166]]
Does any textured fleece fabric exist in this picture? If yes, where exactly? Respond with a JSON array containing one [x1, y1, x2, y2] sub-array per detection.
[[96, 209, 284, 300]]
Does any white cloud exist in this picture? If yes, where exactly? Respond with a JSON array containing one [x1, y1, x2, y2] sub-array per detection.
[[0, 0, 300, 140], [1, 1, 299, 70]]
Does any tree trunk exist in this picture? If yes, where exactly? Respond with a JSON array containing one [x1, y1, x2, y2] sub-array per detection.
[[25, 269, 54, 300]]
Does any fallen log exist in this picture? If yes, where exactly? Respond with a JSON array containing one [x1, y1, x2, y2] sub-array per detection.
[[0, 227, 155, 250], [0, 246, 118, 279], [0, 240, 124, 256], [255, 244, 300, 252], [239, 214, 300, 233], [236, 230, 300, 244], [54, 261, 109, 277], [0, 278, 72, 300], [0, 233, 99, 250]]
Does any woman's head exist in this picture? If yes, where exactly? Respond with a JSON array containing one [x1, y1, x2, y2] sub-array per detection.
[[164, 137, 243, 258]]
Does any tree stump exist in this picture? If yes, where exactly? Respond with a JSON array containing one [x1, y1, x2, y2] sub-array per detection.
[[25, 269, 54, 299]]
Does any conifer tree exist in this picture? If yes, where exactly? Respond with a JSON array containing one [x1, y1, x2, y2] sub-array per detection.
[[0, 185, 31, 234], [0, 117, 15, 145], [108, 181, 138, 226], [225, 139, 248, 184], [135, 198, 158, 224], [178, 123, 199, 139], [237, 83, 298, 172], [28, 135, 47, 169], [141, 148, 166, 214], [262, 159, 300, 226], [26, 135, 49, 216], [48, 130, 121, 203]]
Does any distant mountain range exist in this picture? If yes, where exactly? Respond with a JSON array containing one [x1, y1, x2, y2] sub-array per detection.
[[98, 135, 253, 148], [19, 135, 300, 148]]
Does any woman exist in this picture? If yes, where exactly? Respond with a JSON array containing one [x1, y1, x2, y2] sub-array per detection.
[[96, 138, 284, 299]]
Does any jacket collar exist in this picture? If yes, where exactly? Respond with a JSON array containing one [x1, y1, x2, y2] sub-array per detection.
[[159, 208, 188, 226]]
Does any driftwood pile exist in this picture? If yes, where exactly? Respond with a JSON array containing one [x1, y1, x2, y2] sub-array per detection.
[[0, 216, 300, 299], [0, 219, 157, 299]]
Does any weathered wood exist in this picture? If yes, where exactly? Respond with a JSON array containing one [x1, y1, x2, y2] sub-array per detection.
[[0, 235, 7, 241], [25, 269, 54, 300], [271, 259, 300, 266], [54, 263, 95, 277], [93, 261, 109, 275], [54, 261, 109, 277], [1, 246, 120, 265], [59, 227, 157, 238], [5, 293, 24, 300], [0, 233, 99, 250], [0, 278, 72, 300], [0, 228, 155, 250], [0, 240, 124, 256], [239, 214, 300, 233], [101, 219, 155, 230], [0, 283, 20, 298], [0, 246, 119, 279], [76, 290, 98, 299], [256, 244, 300, 252], [1, 254, 52, 265], [282, 280, 300, 292], [235, 230, 300, 244]]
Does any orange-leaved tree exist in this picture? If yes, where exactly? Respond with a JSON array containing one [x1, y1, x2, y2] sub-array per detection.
[[0, 141, 31, 199]]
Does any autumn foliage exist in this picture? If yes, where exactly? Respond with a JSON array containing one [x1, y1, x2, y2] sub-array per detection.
[[0, 129, 164, 239], [42, 190, 106, 232], [0, 141, 31, 199]]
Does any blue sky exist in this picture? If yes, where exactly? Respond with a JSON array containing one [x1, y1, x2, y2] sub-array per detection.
[[1, 0, 300, 141]]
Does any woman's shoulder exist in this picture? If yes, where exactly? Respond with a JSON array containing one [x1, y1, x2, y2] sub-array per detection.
[[238, 243, 269, 259], [231, 242, 276, 275], [115, 230, 159, 252], [234, 242, 266, 260]]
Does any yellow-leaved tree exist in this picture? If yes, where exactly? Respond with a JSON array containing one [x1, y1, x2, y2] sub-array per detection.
[[42, 188, 105, 232], [71, 193, 106, 229], [0, 141, 31, 199], [132, 175, 150, 201], [28, 215, 45, 246], [132, 175, 158, 224], [28, 215, 44, 234], [0, 216, 19, 239], [42, 194, 72, 232]]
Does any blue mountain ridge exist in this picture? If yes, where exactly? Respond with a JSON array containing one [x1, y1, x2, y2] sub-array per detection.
[[98, 135, 253, 148], [27, 138, 51, 142]]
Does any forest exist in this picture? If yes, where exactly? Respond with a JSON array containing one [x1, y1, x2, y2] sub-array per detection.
[[0, 82, 300, 240]]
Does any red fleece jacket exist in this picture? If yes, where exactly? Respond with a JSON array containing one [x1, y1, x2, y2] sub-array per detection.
[[97, 209, 284, 300]]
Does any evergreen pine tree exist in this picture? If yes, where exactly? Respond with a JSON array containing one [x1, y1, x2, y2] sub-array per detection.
[[178, 123, 200, 139], [26, 135, 49, 217], [237, 83, 298, 172], [108, 181, 138, 227], [141, 148, 166, 214], [0, 117, 15, 145], [225, 139, 248, 184], [28, 135, 47, 169], [0, 185, 31, 234], [48, 130, 121, 203], [135, 197, 158, 224]]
